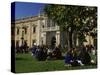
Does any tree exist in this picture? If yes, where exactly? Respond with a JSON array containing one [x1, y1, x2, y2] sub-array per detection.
[[44, 4, 97, 49]]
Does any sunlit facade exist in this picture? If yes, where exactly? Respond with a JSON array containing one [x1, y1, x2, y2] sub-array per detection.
[[12, 14, 95, 48]]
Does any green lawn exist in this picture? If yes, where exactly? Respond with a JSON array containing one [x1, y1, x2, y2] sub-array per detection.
[[15, 53, 97, 73]]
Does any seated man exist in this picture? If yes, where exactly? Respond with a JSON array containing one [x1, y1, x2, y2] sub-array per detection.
[[31, 44, 37, 56], [52, 46, 62, 59], [78, 45, 91, 65]]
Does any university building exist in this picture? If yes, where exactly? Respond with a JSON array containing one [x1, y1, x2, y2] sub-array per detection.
[[11, 14, 96, 48]]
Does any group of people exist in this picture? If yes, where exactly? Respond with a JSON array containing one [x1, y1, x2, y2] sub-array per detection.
[[16, 42, 29, 53], [31, 45, 62, 61], [64, 45, 96, 67], [16, 43, 97, 67]]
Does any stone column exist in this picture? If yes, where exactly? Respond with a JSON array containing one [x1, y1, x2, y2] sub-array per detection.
[[29, 23, 32, 47], [56, 31, 60, 46], [18, 26, 22, 47], [36, 18, 41, 46], [43, 32, 46, 45]]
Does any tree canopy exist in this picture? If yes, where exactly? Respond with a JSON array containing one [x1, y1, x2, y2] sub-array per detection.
[[44, 4, 97, 32], [44, 4, 97, 48]]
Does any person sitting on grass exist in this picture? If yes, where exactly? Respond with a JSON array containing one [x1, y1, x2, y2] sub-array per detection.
[[65, 48, 84, 67], [64, 48, 74, 67], [90, 47, 97, 65], [35, 46, 42, 61], [71, 48, 84, 66], [78, 45, 91, 65], [52, 46, 62, 59], [41, 45, 48, 61], [35, 45, 47, 61], [16, 45, 20, 53], [31, 43, 37, 56], [47, 48, 53, 60]]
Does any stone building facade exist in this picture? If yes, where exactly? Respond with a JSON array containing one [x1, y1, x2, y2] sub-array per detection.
[[12, 14, 95, 48], [13, 14, 60, 48]]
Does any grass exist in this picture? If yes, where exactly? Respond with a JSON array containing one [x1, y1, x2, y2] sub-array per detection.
[[15, 53, 97, 73]]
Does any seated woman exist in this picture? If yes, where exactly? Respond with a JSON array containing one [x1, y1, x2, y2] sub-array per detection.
[[64, 49, 74, 66], [71, 48, 83, 66], [65, 48, 83, 67]]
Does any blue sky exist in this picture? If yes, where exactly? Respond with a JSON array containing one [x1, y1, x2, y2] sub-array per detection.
[[15, 2, 46, 19]]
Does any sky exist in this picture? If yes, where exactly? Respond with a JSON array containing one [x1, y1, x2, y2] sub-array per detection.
[[15, 2, 46, 19]]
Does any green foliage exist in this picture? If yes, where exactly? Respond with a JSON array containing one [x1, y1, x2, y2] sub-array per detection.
[[44, 4, 97, 45], [44, 4, 97, 31]]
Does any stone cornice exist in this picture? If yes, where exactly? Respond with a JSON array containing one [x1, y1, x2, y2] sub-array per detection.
[[15, 16, 45, 24]]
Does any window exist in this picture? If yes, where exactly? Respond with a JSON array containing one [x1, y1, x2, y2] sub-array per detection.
[[22, 31, 24, 36], [24, 40, 27, 46], [17, 28, 19, 35], [42, 25, 44, 28], [33, 27, 36, 33], [16, 40, 19, 47], [24, 28, 27, 34]]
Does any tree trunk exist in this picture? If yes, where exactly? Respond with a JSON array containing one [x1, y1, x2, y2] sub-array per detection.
[[67, 30, 70, 50], [69, 30, 73, 49], [60, 31, 64, 49], [72, 30, 75, 48], [73, 30, 78, 47], [76, 32, 79, 47]]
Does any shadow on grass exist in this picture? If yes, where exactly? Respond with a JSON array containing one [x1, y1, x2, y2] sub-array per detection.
[[16, 57, 29, 61]]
